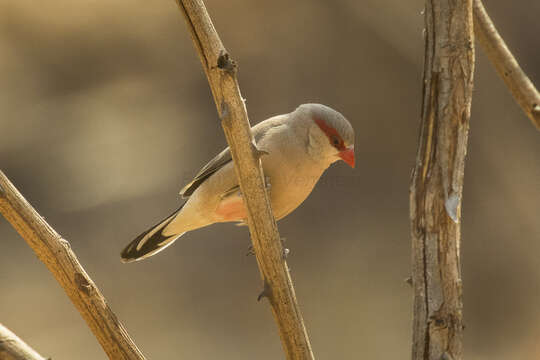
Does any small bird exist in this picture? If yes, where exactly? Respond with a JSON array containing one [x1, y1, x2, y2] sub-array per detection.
[[121, 104, 355, 262]]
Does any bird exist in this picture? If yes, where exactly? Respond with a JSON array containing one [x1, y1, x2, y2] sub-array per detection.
[[120, 103, 355, 263]]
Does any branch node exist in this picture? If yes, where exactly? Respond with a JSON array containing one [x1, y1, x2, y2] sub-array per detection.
[[75, 273, 93, 296], [58, 237, 72, 250], [404, 277, 413, 287], [429, 314, 447, 329], [216, 50, 237, 74], [257, 279, 272, 302]]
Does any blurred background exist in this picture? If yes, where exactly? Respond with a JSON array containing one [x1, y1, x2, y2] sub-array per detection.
[[1, 0, 539, 358]]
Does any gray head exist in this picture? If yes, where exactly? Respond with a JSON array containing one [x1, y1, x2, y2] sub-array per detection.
[[291, 103, 355, 168]]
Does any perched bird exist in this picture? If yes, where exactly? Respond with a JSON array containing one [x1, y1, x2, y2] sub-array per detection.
[[121, 103, 355, 262]]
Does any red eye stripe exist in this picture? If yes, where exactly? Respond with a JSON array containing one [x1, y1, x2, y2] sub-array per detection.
[[314, 117, 346, 150]]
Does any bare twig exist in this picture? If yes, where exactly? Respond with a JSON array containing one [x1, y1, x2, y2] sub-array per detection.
[[0, 171, 145, 360], [410, 0, 474, 359], [0, 324, 46, 360], [474, 0, 540, 130], [174, 1, 314, 359]]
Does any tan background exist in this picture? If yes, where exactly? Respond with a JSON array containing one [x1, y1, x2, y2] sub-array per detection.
[[1, 0, 539, 358]]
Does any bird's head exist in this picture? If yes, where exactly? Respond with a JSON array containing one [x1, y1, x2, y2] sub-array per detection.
[[292, 104, 355, 168]]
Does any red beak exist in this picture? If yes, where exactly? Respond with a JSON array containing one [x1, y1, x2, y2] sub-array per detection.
[[338, 146, 355, 168]]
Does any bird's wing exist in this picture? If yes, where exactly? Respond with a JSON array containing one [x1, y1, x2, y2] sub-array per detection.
[[179, 114, 287, 198], [180, 147, 232, 198]]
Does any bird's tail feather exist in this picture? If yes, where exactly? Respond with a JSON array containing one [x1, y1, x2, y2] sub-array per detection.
[[121, 205, 185, 263]]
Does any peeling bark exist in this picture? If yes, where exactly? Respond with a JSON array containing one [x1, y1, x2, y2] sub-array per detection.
[[410, 0, 474, 359]]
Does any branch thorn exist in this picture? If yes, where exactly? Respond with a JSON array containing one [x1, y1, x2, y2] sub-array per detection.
[[257, 279, 272, 302], [217, 49, 237, 74], [404, 277, 413, 287]]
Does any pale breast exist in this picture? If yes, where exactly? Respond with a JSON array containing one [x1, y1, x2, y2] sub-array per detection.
[[260, 139, 326, 220]]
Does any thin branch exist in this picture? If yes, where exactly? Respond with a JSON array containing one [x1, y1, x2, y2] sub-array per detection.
[[0, 324, 46, 360], [0, 171, 145, 360], [474, 0, 540, 130], [410, 0, 474, 359], [174, 1, 314, 359]]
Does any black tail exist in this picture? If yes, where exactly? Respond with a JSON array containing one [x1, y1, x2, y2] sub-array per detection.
[[121, 205, 185, 263]]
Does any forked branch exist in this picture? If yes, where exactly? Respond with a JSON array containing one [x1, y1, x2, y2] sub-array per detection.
[[174, 1, 314, 359]]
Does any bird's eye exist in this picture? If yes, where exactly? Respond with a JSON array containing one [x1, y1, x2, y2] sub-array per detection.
[[332, 137, 340, 147]]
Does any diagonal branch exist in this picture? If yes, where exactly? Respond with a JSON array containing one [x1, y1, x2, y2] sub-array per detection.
[[0, 323, 46, 360], [474, 0, 540, 130], [410, 0, 475, 359], [0, 171, 145, 360], [174, 1, 314, 359]]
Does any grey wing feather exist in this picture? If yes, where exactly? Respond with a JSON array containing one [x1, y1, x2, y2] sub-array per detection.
[[179, 114, 287, 198], [180, 147, 232, 198]]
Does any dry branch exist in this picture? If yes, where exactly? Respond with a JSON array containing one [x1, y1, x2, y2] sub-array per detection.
[[410, 0, 475, 359], [0, 324, 46, 360], [174, 1, 314, 359], [0, 171, 145, 360], [474, 0, 540, 130]]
